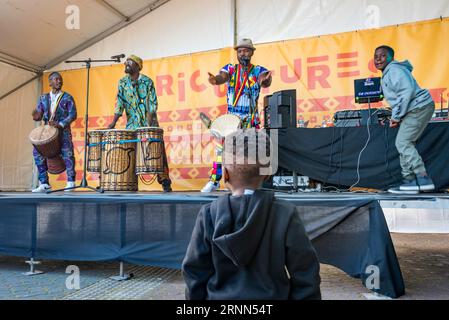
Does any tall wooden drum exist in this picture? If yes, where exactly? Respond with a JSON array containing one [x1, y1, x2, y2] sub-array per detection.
[[87, 129, 106, 173], [135, 127, 165, 174], [100, 129, 137, 191]]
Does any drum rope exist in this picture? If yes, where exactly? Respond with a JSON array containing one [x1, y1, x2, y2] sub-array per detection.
[[88, 138, 162, 147]]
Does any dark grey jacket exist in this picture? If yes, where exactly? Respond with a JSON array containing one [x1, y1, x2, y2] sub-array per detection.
[[182, 190, 321, 300]]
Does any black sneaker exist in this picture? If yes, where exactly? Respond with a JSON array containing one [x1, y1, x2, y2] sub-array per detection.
[[399, 175, 435, 192], [398, 179, 420, 192], [416, 174, 435, 192], [387, 186, 419, 194], [162, 180, 172, 193], [388, 179, 418, 194]]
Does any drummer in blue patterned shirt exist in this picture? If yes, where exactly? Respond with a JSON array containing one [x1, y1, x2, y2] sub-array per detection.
[[202, 39, 272, 193], [108, 55, 172, 192], [31, 72, 77, 193]]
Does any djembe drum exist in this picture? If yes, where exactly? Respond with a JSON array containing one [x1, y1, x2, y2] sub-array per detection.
[[135, 127, 165, 174], [87, 129, 106, 173], [209, 114, 242, 138], [100, 129, 138, 191], [29, 125, 66, 174]]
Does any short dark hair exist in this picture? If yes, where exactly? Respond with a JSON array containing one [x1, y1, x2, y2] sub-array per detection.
[[48, 71, 62, 80], [223, 129, 273, 180], [375, 45, 395, 58]]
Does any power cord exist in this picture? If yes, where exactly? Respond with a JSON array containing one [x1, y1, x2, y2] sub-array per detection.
[[349, 109, 380, 189]]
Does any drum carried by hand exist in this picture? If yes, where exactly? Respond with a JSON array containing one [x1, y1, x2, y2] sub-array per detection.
[[29, 125, 66, 174], [209, 114, 242, 138]]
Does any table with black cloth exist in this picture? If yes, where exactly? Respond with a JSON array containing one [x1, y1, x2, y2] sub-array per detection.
[[277, 122, 449, 190]]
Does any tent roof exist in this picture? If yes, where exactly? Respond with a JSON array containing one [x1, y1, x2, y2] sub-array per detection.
[[0, 0, 169, 73]]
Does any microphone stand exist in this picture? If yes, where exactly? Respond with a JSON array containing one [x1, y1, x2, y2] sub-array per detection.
[[48, 57, 122, 193]]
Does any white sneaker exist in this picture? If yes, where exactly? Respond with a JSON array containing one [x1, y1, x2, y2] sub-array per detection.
[[65, 181, 76, 191], [201, 181, 220, 193], [31, 183, 51, 193]]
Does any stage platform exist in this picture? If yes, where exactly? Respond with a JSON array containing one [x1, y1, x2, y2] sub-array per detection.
[[1, 190, 448, 298]]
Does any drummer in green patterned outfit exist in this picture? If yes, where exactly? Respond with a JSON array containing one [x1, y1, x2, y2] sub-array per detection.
[[108, 54, 172, 192]]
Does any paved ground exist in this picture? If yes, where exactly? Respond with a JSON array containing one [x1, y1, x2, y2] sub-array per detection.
[[141, 233, 449, 300], [0, 233, 448, 300]]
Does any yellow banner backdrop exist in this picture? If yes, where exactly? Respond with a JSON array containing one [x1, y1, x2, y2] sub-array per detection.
[[44, 18, 449, 191]]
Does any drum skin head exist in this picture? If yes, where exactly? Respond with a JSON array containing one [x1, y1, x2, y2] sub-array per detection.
[[136, 127, 164, 134], [29, 125, 58, 145], [210, 114, 242, 138]]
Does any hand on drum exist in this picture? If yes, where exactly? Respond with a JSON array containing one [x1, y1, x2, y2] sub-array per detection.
[[147, 112, 158, 127], [208, 72, 217, 85], [32, 110, 43, 121], [49, 120, 62, 129]]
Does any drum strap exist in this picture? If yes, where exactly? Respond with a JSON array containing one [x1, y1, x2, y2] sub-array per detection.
[[232, 64, 254, 107], [49, 92, 65, 122]]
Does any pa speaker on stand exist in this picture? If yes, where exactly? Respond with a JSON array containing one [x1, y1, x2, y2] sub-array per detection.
[[263, 89, 297, 129]]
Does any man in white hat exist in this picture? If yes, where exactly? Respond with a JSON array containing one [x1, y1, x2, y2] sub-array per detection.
[[202, 39, 272, 192]]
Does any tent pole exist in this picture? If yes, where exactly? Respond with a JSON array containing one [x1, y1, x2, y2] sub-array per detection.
[[44, 0, 171, 71], [96, 0, 128, 20], [0, 58, 40, 74], [233, 0, 238, 46], [0, 51, 42, 73], [31, 74, 43, 189], [0, 74, 42, 102]]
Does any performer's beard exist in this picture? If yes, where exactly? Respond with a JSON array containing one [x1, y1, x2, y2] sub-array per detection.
[[125, 65, 133, 74], [239, 56, 251, 67]]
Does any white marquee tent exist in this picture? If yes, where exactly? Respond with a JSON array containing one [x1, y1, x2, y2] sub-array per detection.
[[1, 0, 449, 190]]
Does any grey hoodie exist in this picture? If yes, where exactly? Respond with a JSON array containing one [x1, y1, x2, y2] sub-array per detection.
[[182, 190, 321, 300], [381, 60, 434, 121]]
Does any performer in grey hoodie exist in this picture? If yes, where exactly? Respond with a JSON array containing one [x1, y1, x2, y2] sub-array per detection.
[[182, 129, 321, 300], [374, 45, 435, 194]]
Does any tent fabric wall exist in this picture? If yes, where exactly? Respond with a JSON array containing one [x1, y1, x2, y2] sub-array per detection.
[[0, 62, 38, 98], [0, 79, 39, 191], [0, 0, 122, 68], [238, 0, 449, 43], [51, 0, 234, 71], [50, 0, 449, 73]]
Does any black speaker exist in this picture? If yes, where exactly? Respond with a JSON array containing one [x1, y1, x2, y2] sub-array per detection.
[[264, 90, 297, 129]]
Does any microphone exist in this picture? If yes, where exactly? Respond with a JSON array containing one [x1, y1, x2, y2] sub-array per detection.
[[111, 54, 125, 61]]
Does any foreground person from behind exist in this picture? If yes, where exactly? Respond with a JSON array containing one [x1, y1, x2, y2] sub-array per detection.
[[374, 45, 435, 194], [182, 129, 321, 299]]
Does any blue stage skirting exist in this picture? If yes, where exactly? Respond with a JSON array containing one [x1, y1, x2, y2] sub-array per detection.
[[0, 193, 404, 298]]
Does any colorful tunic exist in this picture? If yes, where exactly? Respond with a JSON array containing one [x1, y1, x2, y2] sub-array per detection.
[[33, 92, 77, 184], [208, 63, 268, 184], [221, 63, 268, 128], [114, 73, 171, 185], [114, 74, 157, 130]]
